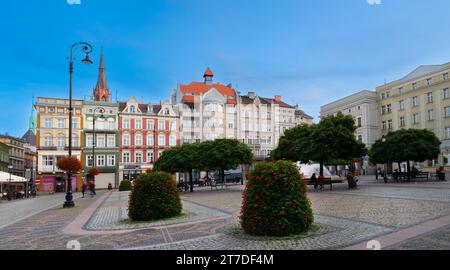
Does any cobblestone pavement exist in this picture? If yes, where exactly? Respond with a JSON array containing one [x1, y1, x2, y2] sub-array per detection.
[[0, 178, 449, 250], [0, 192, 83, 229]]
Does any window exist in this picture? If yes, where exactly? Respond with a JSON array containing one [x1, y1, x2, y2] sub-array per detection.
[[107, 155, 115, 167], [44, 136, 52, 147], [427, 92, 433, 103], [43, 156, 53, 167], [158, 121, 165, 130], [428, 110, 435, 121], [108, 119, 115, 130], [399, 87, 405, 94], [97, 136, 105, 148], [169, 121, 176, 131], [135, 134, 142, 145], [135, 153, 142, 163], [228, 122, 234, 129], [135, 120, 142, 129], [427, 78, 433, 86], [357, 117, 362, 128], [97, 155, 105, 167], [158, 135, 165, 146], [381, 105, 386, 115], [57, 137, 65, 147], [388, 120, 393, 130], [412, 83, 418, 90], [130, 106, 135, 113], [444, 88, 450, 100], [400, 116, 406, 127], [147, 135, 154, 146], [107, 136, 115, 147], [170, 135, 177, 146], [97, 120, 105, 130], [58, 119, 65, 129], [72, 136, 79, 147], [86, 135, 93, 147], [382, 121, 387, 130], [165, 108, 170, 115], [446, 127, 450, 139], [386, 91, 390, 98], [86, 155, 93, 167], [358, 135, 363, 142], [45, 118, 52, 128], [123, 153, 130, 163], [381, 93, 386, 100], [72, 119, 79, 129], [412, 96, 419, 107], [123, 119, 130, 129], [444, 73, 449, 81], [147, 120, 154, 130], [387, 104, 392, 113], [147, 152, 154, 163], [413, 113, 420, 124], [399, 100, 405, 111], [445, 107, 450, 117], [123, 134, 130, 145]]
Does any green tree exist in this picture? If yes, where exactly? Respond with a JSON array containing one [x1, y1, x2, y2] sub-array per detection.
[[271, 112, 367, 176], [154, 144, 201, 192], [370, 129, 441, 181], [200, 139, 253, 183]]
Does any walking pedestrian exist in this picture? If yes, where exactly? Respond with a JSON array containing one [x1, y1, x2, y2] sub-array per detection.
[[81, 182, 87, 198], [310, 173, 318, 190]]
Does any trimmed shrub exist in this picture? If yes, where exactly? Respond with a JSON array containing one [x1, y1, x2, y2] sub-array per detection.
[[128, 171, 182, 221], [240, 160, 314, 236], [119, 180, 132, 191]]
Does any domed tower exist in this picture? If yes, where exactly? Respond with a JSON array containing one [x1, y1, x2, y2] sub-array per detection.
[[93, 49, 110, 102]]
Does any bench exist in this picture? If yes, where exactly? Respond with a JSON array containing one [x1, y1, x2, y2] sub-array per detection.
[[306, 179, 344, 191]]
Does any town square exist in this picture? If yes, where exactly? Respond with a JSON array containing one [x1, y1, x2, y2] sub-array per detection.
[[1, 0, 450, 258]]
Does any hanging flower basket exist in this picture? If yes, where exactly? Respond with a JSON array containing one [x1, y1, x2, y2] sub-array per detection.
[[88, 167, 100, 176], [56, 156, 82, 173]]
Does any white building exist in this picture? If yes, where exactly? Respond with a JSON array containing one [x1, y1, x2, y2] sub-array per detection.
[[320, 90, 379, 173], [173, 68, 313, 160]]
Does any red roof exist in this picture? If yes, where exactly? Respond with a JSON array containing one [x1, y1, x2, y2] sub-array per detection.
[[204, 67, 214, 77], [227, 99, 237, 105], [180, 82, 236, 98], [182, 96, 195, 104]]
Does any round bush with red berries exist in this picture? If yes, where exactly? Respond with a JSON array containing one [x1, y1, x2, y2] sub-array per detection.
[[128, 171, 182, 221], [240, 160, 314, 236]]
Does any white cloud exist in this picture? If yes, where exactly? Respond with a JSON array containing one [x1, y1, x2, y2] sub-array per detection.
[[67, 0, 81, 5], [367, 0, 382, 5]]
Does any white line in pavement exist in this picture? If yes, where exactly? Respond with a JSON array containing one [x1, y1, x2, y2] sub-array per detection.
[[0, 193, 82, 230]]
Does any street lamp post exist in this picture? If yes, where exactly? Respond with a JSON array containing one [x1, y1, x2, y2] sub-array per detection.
[[64, 42, 94, 208], [7, 165, 13, 201]]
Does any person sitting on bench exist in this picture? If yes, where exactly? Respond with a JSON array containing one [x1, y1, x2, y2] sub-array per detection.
[[310, 173, 318, 189]]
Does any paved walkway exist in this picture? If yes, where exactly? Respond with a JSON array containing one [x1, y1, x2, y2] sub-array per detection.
[[0, 177, 449, 250], [0, 192, 83, 229]]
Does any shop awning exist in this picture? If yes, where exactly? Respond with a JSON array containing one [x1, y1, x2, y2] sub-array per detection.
[[0, 172, 28, 183]]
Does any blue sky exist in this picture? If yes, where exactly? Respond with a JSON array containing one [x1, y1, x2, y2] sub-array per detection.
[[1, 0, 450, 137]]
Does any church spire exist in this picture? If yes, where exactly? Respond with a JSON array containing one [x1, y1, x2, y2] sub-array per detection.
[[29, 95, 37, 135], [93, 48, 110, 102]]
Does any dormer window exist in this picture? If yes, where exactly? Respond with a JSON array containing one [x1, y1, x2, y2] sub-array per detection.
[[130, 105, 135, 113], [165, 108, 170, 115]]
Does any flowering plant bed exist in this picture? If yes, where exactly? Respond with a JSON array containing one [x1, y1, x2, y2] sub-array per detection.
[[128, 171, 182, 221], [240, 160, 314, 236]]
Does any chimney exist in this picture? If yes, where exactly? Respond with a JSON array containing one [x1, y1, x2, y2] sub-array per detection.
[[275, 95, 282, 102], [248, 92, 256, 99]]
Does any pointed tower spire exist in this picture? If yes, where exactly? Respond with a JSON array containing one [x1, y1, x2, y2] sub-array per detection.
[[29, 95, 37, 135], [93, 48, 110, 102], [203, 67, 214, 85]]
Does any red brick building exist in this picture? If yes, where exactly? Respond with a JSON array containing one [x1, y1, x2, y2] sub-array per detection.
[[118, 97, 180, 181]]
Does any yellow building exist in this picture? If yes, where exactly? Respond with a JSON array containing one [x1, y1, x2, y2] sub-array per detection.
[[35, 97, 84, 192], [377, 62, 450, 168]]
